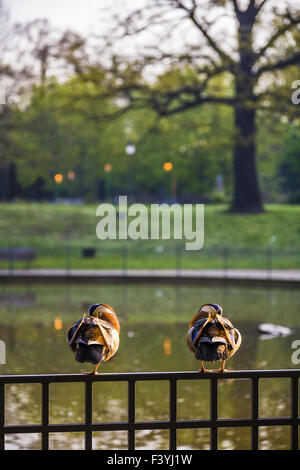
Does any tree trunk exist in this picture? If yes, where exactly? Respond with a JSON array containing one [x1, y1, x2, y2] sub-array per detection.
[[231, 104, 263, 213], [231, 11, 264, 214]]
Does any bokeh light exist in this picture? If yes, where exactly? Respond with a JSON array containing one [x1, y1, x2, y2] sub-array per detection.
[[54, 173, 63, 184], [163, 162, 173, 172]]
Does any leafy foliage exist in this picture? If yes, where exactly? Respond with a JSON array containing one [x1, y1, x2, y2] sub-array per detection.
[[0, 1, 299, 204]]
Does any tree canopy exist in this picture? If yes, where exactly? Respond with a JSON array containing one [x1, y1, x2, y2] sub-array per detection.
[[0, 0, 299, 207]]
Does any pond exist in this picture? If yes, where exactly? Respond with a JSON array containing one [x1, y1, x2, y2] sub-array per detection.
[[0, 282, 299, 450]]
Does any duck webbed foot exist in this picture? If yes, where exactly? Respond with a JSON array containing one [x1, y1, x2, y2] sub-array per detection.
[[83, 363, 101, 375], [197, 361, 208, 373], [198, 360, 228, 373]]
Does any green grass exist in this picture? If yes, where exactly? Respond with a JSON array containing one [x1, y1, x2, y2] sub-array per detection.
[[0, 202, 300, 269]]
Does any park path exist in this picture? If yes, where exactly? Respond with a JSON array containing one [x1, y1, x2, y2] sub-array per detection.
[[0, 269, 299, 286]]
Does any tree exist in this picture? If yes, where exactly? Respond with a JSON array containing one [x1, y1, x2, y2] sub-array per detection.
[[8, 73, 234, 202], [88, 0, 300, 213], [0, 0, 16, 201], [279, 123, 300, 203], [9, 77, 143, 200]]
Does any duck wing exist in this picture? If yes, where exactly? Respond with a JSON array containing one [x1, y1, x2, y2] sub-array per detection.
[[67, 315, 86, 352], [186, 317, 211, 353], [227, 328, 242, 358], [76, 317, 119, 361], [67, 315, 108, 348], [96, 318, 120, 362]]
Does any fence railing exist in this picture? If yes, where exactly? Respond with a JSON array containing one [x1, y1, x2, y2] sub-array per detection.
[[0, 369, 299, 450], [0, 245, 300, 275]]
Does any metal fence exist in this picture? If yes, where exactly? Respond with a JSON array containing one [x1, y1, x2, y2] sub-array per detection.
[[0, 369, 299, 450], [0, 245, 300, 274]]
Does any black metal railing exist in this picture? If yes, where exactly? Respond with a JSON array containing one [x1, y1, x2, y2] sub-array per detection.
[[0, 369, 299, 450], [0, 245, 300, 274]]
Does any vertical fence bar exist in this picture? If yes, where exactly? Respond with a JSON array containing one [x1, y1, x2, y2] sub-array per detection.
[[0, 383, 4, 450], [122, 245, 128, 276], [266, 246, 272, 279], [210, 378, 218, 450], [128, 380, 135, 450], [65, 245, 71, 275], [9, 248, 14, 275], [175, 245, 181, 277], [251, 377, 259, 450], [223, 246, 229, 276], [85, 380, 93, 450], [41, 382, 49, 450], [291, 377, 298, 450], [169, 379, 177, 450], [122, 285, 128, 319]]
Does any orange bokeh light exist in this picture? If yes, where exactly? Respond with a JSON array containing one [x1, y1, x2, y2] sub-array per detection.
[[54, 317, 63, 330], [104, 163, 112, 173], [54, 173, 63, 184], [163, 162, 173, 172], [163, 337, 172, 355]]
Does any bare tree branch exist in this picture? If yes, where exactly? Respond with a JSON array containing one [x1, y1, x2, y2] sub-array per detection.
[[255, 0, 270, 15], [153, 93, 235, 116], [231, 0, 242, 20], [256, 10, 300, 59], [257, 51, 300, 76], [173, 0, 236, 66], [232, 0, 270, 17]]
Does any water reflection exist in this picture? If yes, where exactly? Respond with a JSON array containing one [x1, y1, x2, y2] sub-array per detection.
[[0, 282, 299, 450]]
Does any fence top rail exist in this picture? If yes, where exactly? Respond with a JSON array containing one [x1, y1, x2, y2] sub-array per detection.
[[0, 369, 299, 384]]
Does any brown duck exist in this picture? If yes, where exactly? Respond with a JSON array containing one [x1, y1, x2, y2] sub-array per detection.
[[67, 303, 120, 375], [187, 303, 241, 373]]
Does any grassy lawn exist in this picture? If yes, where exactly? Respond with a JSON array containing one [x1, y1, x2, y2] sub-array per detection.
[[0, 202, 299, 269]]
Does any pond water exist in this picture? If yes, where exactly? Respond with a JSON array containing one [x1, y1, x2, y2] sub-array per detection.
[[0, 282, 299, 450]]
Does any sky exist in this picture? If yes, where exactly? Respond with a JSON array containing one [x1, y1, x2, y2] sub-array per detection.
[[6, 0, 293, 46], [4, 0, 296, 67], [7, 0, 106, 33], [5, 0, 236, 58], [7, 0, 291, 28]]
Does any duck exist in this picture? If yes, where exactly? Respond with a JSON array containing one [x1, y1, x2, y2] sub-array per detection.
[[67, 303, 120, 375], [258, 323, 292, 339], [187, 303, 241, 373]]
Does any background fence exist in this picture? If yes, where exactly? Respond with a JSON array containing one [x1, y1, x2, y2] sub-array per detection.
[[0, 245, 300, 274]]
